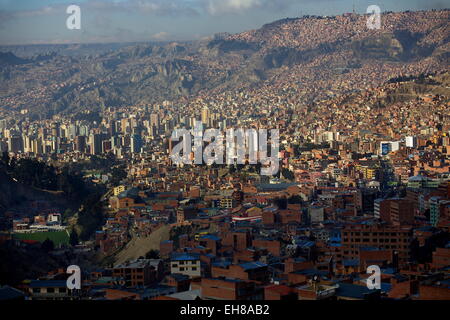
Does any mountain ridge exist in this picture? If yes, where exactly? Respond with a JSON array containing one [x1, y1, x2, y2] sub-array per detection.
[[0, 9, 448, 119]]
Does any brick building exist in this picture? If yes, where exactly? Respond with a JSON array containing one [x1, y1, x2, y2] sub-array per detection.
[[201, 278, 263, 300], [341, 224, 413, 267], [113, 259, 163, 287]]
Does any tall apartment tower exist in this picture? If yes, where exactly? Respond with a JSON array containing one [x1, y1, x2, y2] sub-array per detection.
[[201, 107, 210, 126]]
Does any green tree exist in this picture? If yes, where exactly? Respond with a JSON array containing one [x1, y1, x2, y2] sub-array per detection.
[[0, 152, 9, 167], [41, 238, 55, 252], [288, 195, 303, 204], [110, 167, 127, 186], [69, 229, 79, 246], [274, 198, 288, 210], [77, 193, 104, 241], [145, 249, 160, 259], [282, 168, 295, 181]]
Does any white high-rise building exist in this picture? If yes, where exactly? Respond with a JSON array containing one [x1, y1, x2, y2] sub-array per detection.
[[406, 136, 417, 148]]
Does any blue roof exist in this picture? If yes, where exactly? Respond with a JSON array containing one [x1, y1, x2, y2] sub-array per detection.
[[343, 259, 359, 267], [360, 246, 380, 251], [415, 226, 436, 232], [171, 253, 200, 261], [329, 237, 341, 242], [29, 280, 67, 288], [168, 273, 190, 281], [0, 286, 25, 300], [210, 277, 243, 283], [335, 282, 378, 299], [293, 269, 328, 276], [200, 234, 221, 241], [212, 261, 232, 268], [296, 240, 315, 248], [380, 283, 392, 292], [118, 188, 140, 199], [239, 261, 267, 271], [381, 268, 396, 275], [361, 220, 376, 225]]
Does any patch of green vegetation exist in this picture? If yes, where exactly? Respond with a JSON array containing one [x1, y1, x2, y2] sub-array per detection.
[[13, 230, 69, 246]]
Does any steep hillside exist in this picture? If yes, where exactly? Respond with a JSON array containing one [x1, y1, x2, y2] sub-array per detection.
[[0, 10, 448, 119], [0, 166, 68, 216]]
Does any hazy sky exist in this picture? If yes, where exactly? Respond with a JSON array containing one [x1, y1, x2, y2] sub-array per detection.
[[0, 0, 448, 45]]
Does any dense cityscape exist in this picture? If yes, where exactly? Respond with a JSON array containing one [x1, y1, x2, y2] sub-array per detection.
[[0, 6, 449, 303]]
